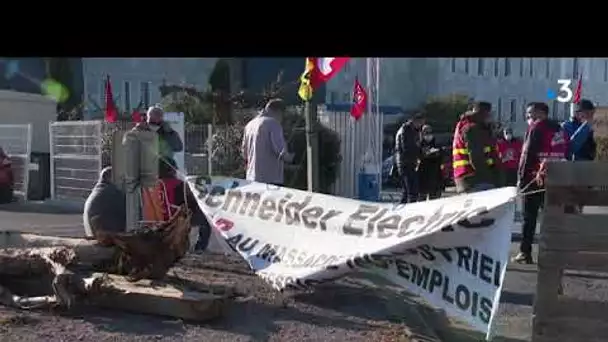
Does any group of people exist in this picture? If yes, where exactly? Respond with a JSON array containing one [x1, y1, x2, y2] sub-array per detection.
[[452, 100, 595, 264], [393, 114, 446, 203], [394, 99, 597, 264], [83, 106, 211, 251]]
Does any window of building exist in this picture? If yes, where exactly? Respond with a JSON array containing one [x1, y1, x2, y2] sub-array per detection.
[[494, 58, 499, 77], [604, 60, 608, 82], [140, 81, 150, 108], [451, 58, 456, 73], [519, 58, 524, 77], [497, 98, 502, 121], [510, 99, 517, 122], [504, 58, 511, 76], [123, 81, 131, 112], [477, 58, 484, 76], [573, 58, 579, 78], [529, 58, 534, 77], [464, 58, 469, 74], [545, 58, 551, 79], [552, 100, 558, 119], [342, 92, 350, 103]]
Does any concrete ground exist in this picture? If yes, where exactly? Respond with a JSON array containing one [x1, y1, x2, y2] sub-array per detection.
[[2, 197, 606, 342]]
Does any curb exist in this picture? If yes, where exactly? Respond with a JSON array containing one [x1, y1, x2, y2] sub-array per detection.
[[0, 199, 84, 214]]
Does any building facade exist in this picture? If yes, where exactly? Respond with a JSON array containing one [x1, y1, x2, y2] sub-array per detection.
[[82, 58, 218, 119], [326, 58, 608, 136]]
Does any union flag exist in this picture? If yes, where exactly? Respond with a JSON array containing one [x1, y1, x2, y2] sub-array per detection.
[[298, 57, 350, 102], [351, 77, 367, 120]]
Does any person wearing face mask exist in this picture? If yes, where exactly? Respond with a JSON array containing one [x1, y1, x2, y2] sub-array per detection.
[[452, 101, 500, 193], [562, 99, 596, 161], [496, 127, 523, 187], [417, 125, 443, 201], [514, 102, 569, 264], [133, 105, 184, 162], [394, 113, 426, 203]]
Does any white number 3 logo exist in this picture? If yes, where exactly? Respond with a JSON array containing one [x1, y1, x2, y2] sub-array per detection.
[[557, 79, 573, 103]]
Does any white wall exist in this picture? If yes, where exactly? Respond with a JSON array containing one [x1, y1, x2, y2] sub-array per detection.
[[0, 90, 56, 153]]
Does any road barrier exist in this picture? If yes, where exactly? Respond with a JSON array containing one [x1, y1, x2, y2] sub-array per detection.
[[533, 161, 608, 342]]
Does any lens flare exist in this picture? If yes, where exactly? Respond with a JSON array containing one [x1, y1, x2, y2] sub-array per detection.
[[41, 79, 69, 103]]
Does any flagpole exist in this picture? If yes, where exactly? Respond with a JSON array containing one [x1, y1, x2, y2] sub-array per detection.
[[305, 93, 319, 192]]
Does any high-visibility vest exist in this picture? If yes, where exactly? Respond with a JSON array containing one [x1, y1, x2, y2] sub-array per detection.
[[452, 120, 497, 179]]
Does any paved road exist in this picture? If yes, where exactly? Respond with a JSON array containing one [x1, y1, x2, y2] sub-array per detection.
[[2, 201, 607, 342]]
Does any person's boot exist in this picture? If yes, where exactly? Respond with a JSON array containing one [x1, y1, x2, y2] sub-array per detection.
[[512, 252, 533, 264]]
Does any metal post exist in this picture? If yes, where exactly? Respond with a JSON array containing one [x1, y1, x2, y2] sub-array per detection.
[[305, 99, 319, 192]]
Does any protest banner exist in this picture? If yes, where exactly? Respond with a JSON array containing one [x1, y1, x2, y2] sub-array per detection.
[[187, 176, 515, 339]]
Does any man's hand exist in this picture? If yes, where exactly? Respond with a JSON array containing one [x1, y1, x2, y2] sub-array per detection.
[[134, 122, 149, 131], [282, 152, 295, 163]]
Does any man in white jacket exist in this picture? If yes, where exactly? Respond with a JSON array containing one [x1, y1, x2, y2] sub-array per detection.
[[242, 99, 294, 186]]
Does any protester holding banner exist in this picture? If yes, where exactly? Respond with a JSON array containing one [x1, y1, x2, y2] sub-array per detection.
[[417, 124, 443, 201], [452, 102, 500, 193], [514, 102, 569, 264], [394, 113, 425, 203]]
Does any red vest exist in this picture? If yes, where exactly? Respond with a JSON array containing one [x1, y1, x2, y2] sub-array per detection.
[[452, 119, 498, 179], [496, 138, 523, 170], [156, 177, 182, 221], [526, 120, 569, 179]]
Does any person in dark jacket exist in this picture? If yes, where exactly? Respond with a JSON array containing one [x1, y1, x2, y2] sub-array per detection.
[[417, 125, 443, 201], [83, 166, 126, 238], [452, 102, 501, 193], [562, 99, 596, 161], [514, 102, 569, 264], [133, 106, 184, 162], [158, 158, 211, 251], [394, 113, 425, 203]]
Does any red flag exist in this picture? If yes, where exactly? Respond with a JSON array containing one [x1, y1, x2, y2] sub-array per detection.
[[573, 73, 583, 104], [311, 57, 350, 86], [131, 101, 144, 122], [351, 78, 367, 120], [298, 57, 350, 101], [104, 75, 118, 123]]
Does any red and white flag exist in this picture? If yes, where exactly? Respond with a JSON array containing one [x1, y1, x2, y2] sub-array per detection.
[[572, 72, 583, 104], [104, 75, 118, 123], [351, 78, 367, 120], [312, 57, 350, 85]]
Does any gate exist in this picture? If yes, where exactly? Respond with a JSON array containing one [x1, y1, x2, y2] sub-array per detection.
[[533, 161, 608, 342], [0, 124, 32, 199], [49, 121, 103, 201], [319, 106, 384, 198]]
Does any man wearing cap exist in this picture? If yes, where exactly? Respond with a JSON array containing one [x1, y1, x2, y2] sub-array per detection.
[[562, 99, 597, 161], [134, 106, 184, 161], [242, 98, 294, 186]]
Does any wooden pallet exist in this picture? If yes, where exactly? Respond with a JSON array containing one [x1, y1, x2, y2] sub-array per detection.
[[533, 162, 608, 342]]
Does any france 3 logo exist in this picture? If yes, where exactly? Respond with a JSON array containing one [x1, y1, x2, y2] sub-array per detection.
[[547, 79, 575, 103]]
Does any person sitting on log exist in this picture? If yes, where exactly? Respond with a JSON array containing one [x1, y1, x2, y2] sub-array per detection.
[[157, 158, 211, 251], [83, 166, 127, 240]]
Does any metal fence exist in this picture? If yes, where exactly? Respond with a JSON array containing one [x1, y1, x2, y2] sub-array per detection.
[[49, 121, 103, 201], [319, 107, 383, 198], [0, 124, 32, 198]]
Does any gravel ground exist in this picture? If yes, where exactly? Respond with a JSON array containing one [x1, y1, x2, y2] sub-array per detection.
[[0, 253, 419, 342]]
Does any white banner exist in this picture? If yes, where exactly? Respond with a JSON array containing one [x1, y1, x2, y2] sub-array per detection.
[[187, 177, 515, 339]]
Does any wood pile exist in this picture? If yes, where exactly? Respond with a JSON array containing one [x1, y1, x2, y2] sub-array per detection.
[[0, 206, 232, 321]]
